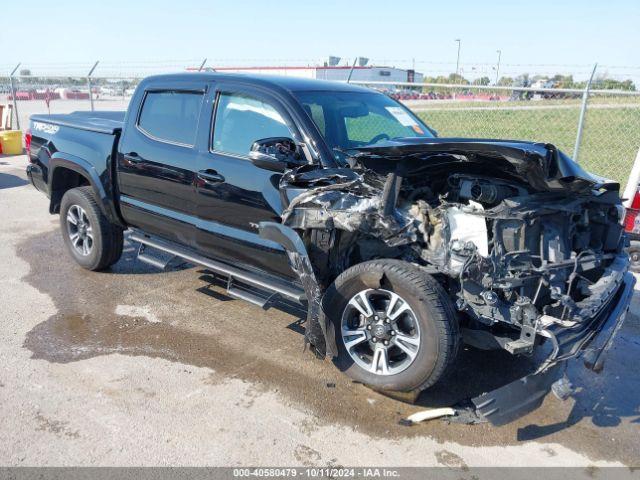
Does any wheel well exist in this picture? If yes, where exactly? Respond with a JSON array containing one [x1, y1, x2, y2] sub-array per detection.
[[50, 167, 90, 214], [304, 229, 407, 288]]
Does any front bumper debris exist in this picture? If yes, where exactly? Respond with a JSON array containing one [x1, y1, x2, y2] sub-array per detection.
[[472, 269, 635, 426]]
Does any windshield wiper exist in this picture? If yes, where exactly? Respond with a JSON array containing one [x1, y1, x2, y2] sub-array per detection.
[[332, 146, 360, 155]]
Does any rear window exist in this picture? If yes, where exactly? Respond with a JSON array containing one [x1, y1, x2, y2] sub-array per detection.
[[137, 91, 203, 146]]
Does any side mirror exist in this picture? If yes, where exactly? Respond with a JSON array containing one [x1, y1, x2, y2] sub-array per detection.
[[249, 137, 304, 173]]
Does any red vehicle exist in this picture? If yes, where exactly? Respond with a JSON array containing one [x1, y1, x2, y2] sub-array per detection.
[[624, 185, 640, 272]]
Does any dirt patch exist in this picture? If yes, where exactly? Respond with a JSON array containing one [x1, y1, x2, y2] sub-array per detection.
[[35, 413, 80, 439], [293, 445, 323, 466], [434, 450, 469, 470]]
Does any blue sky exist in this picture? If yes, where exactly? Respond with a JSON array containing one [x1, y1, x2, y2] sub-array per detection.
[[2, 0, 638, 80]]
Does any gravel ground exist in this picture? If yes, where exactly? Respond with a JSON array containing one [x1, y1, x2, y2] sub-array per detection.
[[0, 154, 639, 467]]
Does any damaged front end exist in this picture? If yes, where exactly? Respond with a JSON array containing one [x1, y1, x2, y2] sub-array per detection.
[[262, 138, 634, 424]]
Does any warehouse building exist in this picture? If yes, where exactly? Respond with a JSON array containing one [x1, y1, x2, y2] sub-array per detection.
[[190, 64, 422, 84]]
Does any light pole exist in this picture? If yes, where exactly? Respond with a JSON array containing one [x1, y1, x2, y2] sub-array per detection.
[[454, 39, 461, 81], [495, 50, 502, 85]]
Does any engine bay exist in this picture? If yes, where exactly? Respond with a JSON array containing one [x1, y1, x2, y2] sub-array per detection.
[[404, 171, 625, 351], [279, 141, 627, 356]]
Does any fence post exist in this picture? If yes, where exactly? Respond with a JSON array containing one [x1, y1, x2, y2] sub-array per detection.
[[346, 57, 358, 83], [573, 63, 598, 162], [87, 61, 99, 112], [9, 63, 21, 130]]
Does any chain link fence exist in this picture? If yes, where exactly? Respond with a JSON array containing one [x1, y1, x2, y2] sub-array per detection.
[[352, 81, 640, 191], [2, 72, 639, 191], [0, 75, 139, 131]]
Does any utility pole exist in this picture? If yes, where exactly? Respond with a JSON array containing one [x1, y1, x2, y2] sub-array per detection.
[[495, 50, 502, 85]]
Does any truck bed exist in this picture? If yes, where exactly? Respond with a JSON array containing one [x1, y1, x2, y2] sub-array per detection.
[[30, 111, 125, 135]]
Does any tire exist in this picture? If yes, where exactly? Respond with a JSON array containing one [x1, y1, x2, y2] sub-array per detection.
[[59, 186, 123, 271], [324, 259, 460, 392]]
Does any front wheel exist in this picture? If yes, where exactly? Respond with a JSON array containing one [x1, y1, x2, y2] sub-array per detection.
[[59, 186, 123, 271], [323, 259, 460, 392]]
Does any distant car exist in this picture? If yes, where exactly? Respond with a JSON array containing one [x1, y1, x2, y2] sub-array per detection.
[[99, 87, 119, 96]]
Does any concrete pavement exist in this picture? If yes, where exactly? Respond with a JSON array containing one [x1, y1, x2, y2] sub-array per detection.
[[1, 154, 639, 467]]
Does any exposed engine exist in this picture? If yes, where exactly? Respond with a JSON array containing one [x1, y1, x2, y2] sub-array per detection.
[[279, 140, 628, 356], [405, 171, 625, 352]]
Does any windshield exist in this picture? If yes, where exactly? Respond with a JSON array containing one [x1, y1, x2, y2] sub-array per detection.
[[294, 91, 435, 163]]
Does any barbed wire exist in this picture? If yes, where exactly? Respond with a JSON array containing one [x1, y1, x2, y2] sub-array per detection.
[[2, 59, 640, 69]]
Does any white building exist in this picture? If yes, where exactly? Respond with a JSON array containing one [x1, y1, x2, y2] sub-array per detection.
[[191, 65, 423, 85]]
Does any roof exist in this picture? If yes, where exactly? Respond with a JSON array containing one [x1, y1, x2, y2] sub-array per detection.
[[143, 72, 373, 94]]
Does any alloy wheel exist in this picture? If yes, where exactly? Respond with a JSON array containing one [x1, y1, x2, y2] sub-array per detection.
[[340, 288, 421, 376], [66, 205, 94, 256]]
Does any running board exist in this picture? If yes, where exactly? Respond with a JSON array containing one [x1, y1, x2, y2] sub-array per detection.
[[129, 231, 306, 304], [226, 277, 278, 309], [137, 243, 179, 271]]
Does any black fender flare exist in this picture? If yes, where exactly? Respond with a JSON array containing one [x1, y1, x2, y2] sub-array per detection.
[[49, 153, 123, 227], [259, 221, 337, 358]]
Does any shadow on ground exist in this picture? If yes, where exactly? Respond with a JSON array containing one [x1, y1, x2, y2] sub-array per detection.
[[0, 172, 28, 189]]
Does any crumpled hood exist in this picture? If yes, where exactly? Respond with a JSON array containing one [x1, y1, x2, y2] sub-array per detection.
[[353, 137, 618, 193]]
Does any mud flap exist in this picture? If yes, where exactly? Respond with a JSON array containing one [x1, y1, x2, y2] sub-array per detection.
[[259, 222, 337, 358]]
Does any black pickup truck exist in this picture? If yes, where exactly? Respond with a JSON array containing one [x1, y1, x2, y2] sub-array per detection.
[[26, 73, 634, 425]]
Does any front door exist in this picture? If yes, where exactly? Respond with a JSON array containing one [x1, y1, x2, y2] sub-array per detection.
[[194, 85, 303, 279], [117, 86, 206, 247]]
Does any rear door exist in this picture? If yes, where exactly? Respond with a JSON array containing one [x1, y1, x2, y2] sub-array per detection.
[[194, 83, 304, 279], [117, 85, 206, 247]]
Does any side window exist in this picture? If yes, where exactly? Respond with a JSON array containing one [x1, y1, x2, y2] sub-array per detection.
[[212, 92, 293, 157], [138, 91, 203, 146]]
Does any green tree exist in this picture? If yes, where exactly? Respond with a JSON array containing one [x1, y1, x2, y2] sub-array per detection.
[[472, 76, 491, 86], [497, 76, 514, 86], [550, 74, 575, 88], [595, 77, 636, 91], [447, 73, 470, 85]]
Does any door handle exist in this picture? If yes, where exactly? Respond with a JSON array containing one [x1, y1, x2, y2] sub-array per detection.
[[123, 152, 143, 164], [197, 169, 225, 185]]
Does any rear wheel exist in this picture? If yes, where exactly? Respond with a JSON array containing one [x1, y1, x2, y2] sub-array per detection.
[[324, 259, 460, 392], [60, 187, 123, 271]]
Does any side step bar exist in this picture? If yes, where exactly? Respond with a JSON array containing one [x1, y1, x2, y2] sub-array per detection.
[[137, 243, 179, 270], [225, 276, 279, 309], [129, 231, 306, 304]]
